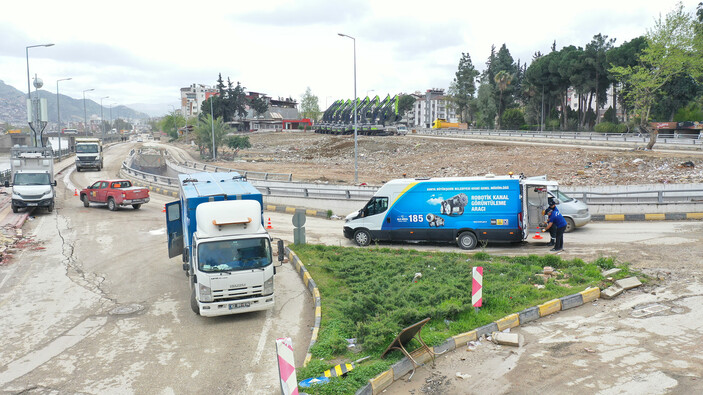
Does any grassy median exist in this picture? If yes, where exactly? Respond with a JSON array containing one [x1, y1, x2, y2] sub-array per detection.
[[292, 245, 639, 394]]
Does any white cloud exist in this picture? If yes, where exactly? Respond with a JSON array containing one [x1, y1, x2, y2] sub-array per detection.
[[0, 0, 693, 115]]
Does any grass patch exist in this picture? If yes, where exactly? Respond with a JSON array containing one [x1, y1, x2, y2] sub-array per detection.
[[291, 245, 640, 393]]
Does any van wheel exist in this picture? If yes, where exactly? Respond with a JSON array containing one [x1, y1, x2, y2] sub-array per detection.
[[11, 204, 18, 213], [565, 218, 575, 233], [457, 232, 478, 250], [108, 198, 117, 211], [82, 195, 90, 207], [190, 290, 200, 315], [354, 229, 371, 246], [47, 202, 54, 212]]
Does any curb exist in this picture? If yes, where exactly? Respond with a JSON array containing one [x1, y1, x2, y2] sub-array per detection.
[[283, 248, 638, 395], [285, 248, 321, 367], [591, 212, 703, 221]]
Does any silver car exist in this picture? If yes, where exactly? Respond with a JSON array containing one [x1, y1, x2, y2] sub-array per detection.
[[549, 189, 591, 232]]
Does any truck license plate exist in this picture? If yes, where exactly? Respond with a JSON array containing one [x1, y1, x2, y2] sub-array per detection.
[[229, 302, 250, 309]]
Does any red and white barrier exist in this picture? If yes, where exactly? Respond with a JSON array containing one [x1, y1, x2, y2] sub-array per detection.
[[472, 266, 483, 308], [276, 337, 298, 395]]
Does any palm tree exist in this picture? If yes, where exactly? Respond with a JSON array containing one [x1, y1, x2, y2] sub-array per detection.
[[494, 70, 513, 129]]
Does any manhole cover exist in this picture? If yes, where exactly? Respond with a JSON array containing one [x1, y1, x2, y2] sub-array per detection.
[[109, 303, 145, 316], [631, 303, 670, 318]]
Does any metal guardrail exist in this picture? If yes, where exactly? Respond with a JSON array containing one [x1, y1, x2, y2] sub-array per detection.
[[415, 128, 703, 146], [566, 189, 703, 205], [179, 160, 293, 181], [121, 162, 179, 188]]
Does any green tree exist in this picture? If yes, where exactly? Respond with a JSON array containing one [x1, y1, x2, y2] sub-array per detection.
[[450, 52, 480, 123], [397, 94, 416, 115], [194, 113, 230, 159], [250, 96, 269, 117], [501, 108, 525, 129], [583, 34, 616, 126], [158, 111, 185, 140], [226, 135, 252, 152], [606, 36, 648, 122], [300, 87, 321, 121], [610, 2, 703, 149], [494, 70, 513, 129]]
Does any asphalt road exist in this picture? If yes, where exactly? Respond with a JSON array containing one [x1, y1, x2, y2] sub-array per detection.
[[0, 142, 312, 394], [1, 141, 702, 394]]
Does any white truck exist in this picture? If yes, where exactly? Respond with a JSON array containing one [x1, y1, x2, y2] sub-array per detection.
[[75, 137, 103, 171], [4, 147, 57, 213], [165, 172, 277, 317]]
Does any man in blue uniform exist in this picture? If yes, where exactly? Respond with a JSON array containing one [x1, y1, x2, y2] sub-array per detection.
[[544, 205, 567, 252], [545, 198, 559, 247]]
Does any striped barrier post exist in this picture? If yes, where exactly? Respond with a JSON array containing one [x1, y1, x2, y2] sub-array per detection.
[[276, 337, 298, 395], [472, 266, 483, 312]]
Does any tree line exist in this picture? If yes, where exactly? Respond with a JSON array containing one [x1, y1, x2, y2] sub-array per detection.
[[448, 2, 703, 148]]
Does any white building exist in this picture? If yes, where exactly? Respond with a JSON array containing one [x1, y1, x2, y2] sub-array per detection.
[[566, 85, 624, 120], [409, 89, 458, 128], [180, 84, 218, 117]]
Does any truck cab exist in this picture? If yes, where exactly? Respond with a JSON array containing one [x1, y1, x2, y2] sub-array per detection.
[[75, 138, 103, 171], [5, 147, 56, 213]]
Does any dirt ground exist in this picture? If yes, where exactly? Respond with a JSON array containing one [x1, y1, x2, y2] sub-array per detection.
[[179, 131, 703, 186]]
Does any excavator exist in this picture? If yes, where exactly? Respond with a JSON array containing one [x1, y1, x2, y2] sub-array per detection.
[[315, 94, 403, 135]]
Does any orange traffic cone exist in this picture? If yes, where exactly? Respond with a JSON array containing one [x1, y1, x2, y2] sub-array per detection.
[[532, 229, 543, 240], [162, 205, 166, 213], [74, 189, 78, 196], [266, 217, 273, 229]]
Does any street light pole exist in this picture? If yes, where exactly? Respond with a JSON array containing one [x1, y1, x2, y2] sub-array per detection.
[[338, 33, 358, 184], [26, 43, 54, 146], [210, 98, 216, 160], [100, 96, 109, 140], [56, 77, 72, 158], [83, 88, 94, 136]]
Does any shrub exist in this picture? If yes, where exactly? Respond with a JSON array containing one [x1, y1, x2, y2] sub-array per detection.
[[595, 122, 628, 133], [501, 108, 525, 130]]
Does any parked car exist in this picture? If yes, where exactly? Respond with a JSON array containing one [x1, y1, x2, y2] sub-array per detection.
[[549, 188, 591, 232], [80, 179, 150, 211]]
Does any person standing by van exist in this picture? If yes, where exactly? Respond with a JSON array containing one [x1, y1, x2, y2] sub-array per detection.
[[545, 198, 559, 247], [544, 206, 567, 252]]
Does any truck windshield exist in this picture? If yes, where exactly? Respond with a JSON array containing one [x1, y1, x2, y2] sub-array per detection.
[[76, 144, 98, 153], [198, 238, 272, 272], [14, 173, 50, 186]]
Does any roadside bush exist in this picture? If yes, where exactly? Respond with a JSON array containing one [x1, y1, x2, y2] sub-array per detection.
[[595, 122, 628, 133], [501, 109, 525, 130]]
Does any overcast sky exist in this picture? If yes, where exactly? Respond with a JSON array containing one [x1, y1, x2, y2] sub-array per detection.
[[0, 0, 694, 115]]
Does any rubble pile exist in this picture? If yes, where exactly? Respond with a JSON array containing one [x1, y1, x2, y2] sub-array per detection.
[[213, 133, 703, 186]]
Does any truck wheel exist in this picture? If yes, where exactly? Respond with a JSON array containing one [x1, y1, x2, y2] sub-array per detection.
[[190, 290, 200, 315], [132, 204, 141, 210], [108, 198, 117, 211], [76, 167, 81, 172], [353, 229, 371, 246], [47, 202, 54, 212], [565, 217, 575, 233], [11, 204, 18, 213], [82, 195, 90, 207], [457, 232, 478, 250]]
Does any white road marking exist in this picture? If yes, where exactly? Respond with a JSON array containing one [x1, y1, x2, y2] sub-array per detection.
[[244, 308, 274, 392]]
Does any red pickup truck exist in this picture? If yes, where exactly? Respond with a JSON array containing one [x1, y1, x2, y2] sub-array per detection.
[[80, 179, 150, 211]]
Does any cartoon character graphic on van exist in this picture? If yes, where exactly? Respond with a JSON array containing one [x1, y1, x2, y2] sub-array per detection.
[[426, 213, 445, 227], [440, 193, 468, 216]]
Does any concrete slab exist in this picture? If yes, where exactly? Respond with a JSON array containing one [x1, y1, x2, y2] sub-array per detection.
[[559, 293, 584, 310], [616, 277, 642, 290], [602, 268, 622, 277], [601, 285, 624, 299], [491, 332, 523, 347]]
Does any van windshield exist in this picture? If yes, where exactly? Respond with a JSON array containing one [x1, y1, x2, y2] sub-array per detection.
[[76, 144, 99, 153], [14, 173, 50, 186], [553, 189, 574, 203], [198, 237, 272, 272]]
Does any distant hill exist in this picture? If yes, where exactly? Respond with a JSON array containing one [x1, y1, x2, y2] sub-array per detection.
[[0, 80, 150, 126]]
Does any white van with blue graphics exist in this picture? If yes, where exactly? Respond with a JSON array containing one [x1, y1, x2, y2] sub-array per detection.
[[343, 175, 554, 249]]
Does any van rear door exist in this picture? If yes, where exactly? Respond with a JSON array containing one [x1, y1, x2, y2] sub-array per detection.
[[522, 182, 550, 237]]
